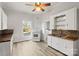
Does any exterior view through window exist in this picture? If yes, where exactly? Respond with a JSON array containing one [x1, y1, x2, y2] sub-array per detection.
[[23, 21, 32, 35]]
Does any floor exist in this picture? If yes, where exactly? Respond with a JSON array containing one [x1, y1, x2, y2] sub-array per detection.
[[12, 41, 65, 56]]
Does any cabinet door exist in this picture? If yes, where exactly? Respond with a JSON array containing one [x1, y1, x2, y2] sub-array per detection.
[[2, 10, 7, 29], [64, 40, 73, 56], [51, 37, 58, 49], [47, 36, 52, 46], [66, 8, 77, 30], [0, 7, 2, 30], [50, 17, 55, 29], [0, 42, 10, 56], [57, 38, 66, 53], [51, 37, 65, 53]]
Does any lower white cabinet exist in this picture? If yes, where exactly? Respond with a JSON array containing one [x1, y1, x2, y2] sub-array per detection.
[[47, 36, 52, 46], [47, 36, 79, 56], [63, 39, 74, 56], [0, 42, 10, 56], [51, 37, 66, 53]]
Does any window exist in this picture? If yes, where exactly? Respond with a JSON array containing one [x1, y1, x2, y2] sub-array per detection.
[[23, 21, 32, 35]]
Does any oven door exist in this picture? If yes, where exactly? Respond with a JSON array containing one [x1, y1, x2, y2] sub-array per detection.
[[32, 33, 40, 41]]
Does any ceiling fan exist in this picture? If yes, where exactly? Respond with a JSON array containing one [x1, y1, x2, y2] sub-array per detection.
[[25, 2, 51, 12]]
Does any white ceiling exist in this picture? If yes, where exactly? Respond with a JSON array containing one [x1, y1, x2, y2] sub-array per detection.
[[1, 2, 56, 14]]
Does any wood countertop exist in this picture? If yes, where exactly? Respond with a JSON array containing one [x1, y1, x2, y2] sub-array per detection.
[[0, 29, 13, 43]]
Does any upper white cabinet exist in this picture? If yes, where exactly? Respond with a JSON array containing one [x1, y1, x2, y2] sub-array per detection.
[[65, 8, 77, 30], [2, 9, 7, 29], [0, 7, 2, 29], [49, 16, 55, 29], [54, 15, 67, 30], [53, 8, 79, 30], [0, 7, 7, 30]]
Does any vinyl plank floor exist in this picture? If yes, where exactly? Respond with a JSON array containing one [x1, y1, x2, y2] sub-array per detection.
[[12, 41, 65, 56]]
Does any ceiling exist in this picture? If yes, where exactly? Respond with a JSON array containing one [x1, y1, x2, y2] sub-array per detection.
[[1, 2, 57, 14]]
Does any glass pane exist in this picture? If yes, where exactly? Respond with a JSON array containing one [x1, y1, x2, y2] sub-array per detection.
[[23, 21, 32, 34]]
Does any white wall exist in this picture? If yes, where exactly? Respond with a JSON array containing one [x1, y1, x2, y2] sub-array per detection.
[[40, 2, 79, 41], [3, 2, 79, 42], [41, 2, 79, 20], [4, 9, 43, 42]]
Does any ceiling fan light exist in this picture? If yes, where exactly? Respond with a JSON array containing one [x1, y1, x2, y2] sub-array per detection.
[[37, 2, 41, 5], [36, 7, 41, 11]]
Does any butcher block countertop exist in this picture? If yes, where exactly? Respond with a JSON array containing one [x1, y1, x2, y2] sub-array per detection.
[[0, 29, 13, 43]]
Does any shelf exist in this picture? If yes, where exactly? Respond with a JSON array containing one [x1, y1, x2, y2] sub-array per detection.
[[56, 19, 66, 22], [54, 14, 67, 30]]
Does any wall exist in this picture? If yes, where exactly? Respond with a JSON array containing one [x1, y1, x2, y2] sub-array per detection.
[[41, 2, 79, 19], [3, 2, 79, 42], [40, 2, 79, 41], [4, 9, 43, 42]]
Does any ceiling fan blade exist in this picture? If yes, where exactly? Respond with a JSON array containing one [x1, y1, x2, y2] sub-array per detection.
[[32, 8, 36, 11], [40, 7, 45, 11], [32, 7, 45, 12], [45, 3, 51, 6], [41, 3, 51, 7], [25, 4, 33, 6]]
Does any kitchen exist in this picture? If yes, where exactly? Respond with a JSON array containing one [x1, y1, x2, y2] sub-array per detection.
[[0, 2, 79, 56]]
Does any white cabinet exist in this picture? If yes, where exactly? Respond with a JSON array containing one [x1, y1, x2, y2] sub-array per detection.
[[65, 8, 77, 30], [0, 42, 10, 56], [0, 7, 2, 29], [0, 7, 7, 30], [51, 36, 66, 53], [47, 36, 79, 56], [53, 8, 79, 30], [2, 10, 7, 29], [64, 40, 74, 56], [47, 36, 52, 46], [49, 17, 55, 29]]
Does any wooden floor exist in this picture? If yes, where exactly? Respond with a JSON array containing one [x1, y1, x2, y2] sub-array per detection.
[[12, 41, 65, 56]]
